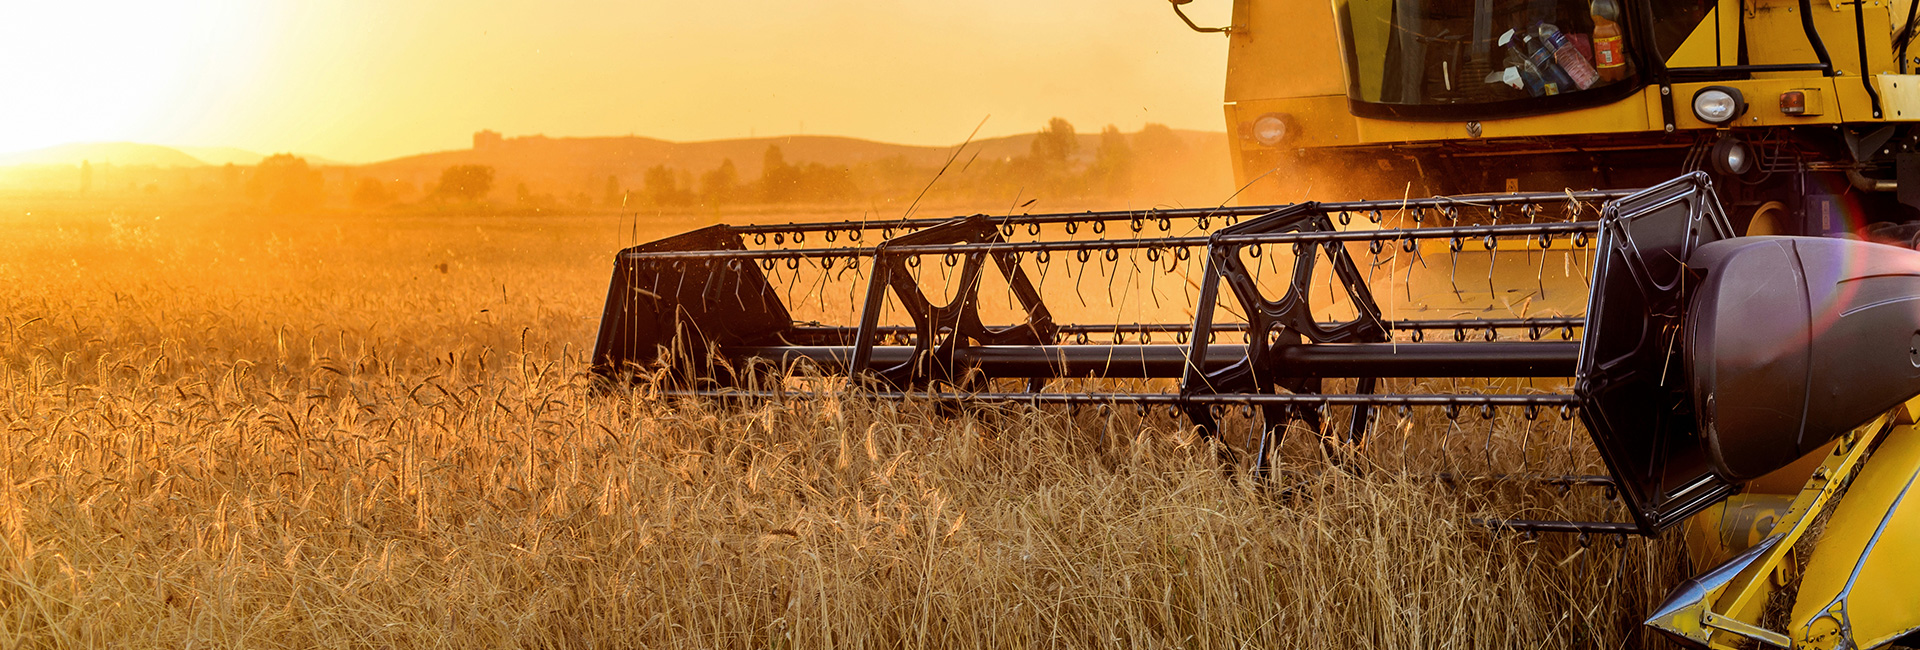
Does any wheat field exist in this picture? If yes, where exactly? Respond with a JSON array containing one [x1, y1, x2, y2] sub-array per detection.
[[0, 199, 1689, 648]]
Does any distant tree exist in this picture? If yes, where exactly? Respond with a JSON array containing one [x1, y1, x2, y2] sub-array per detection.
[[603, 175, 623, 206], [351, 178, 393, 207], [761, 146, 797, 203], [1133, 123, 1187, 159], [701, 158, 741, 205], [794, 163, 859, 203], [677, 168, 697, 202], [1090, 125, 1134, 196], [764, 146, 788, 176], [514, 182, 559, 209], [434, 165, 494, 201], [250, 154, 324, 210], [861, 155, 920, 192], [1128, 123, 1197, 197], [1031, 118, 1079, 166], [644, 165, 675, 205], [79, 160, 93, 193], [644, 165, 695, 206]]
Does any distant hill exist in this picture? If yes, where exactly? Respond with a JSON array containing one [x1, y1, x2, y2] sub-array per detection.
[[0, 142, 342, 169], [0, 142, 210, 168], [173, 146, 266, 166], [355, 129, 1229, 197], [0, 128, 1233, 204], [359, 134, 928, 189]]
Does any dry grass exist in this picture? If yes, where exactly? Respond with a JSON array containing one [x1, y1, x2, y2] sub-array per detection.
[[0, 199, 1688, 648]]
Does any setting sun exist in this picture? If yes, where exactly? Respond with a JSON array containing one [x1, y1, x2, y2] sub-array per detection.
[[0, 2, 274, 154]]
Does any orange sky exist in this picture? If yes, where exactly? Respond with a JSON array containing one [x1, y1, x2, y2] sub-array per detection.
[[1, 1, 1233, 164]]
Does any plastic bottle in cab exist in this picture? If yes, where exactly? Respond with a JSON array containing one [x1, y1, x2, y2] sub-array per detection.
[[1591, 0, 1626, 83]]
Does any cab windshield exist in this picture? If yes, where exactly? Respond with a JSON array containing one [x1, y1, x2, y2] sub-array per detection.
[[1335, 0, 1640, 118]]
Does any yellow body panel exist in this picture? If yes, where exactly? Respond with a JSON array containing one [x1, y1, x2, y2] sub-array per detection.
[[1222, 0, 1346, 104], [1228, 96, 1359, 150], [1228, 73, 1920, 152], [1747, 0, 1895, 76], [1230, 81, 1862, 150], [1645, 409, 1892, 648], [1876, 74, 1920, 119], [1713, 423, 1884, 643], [1791, 421, 1920, 650], [1648, 400, 1920, 649], [1352, 94, 1657, 142], [1718, 2, 1742, 63], [1669, 78, 1858, 128], [1666, 7, 1730, 68], [1682, 493, 1795, 569], [1228, 92, 1653, 149]]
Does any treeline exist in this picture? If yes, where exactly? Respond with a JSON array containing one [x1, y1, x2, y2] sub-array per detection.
[[1, 118, 1221, 212], [604, 119, 1203, 210], [0, 154, 448, 211], [0, 155, 344, 208]]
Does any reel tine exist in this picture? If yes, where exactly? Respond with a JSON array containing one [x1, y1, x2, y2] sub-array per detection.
[[1132, 246, 1159, 311], [1485, 234, 1498, 296], [1105, 248, 1120, 307], [1404, 234, 1425, 305], [1073, 248, 1089, 309], [1536, 232, 1550, 301], [1483, 403, 1497, 471], [1448, 236, 1463, 298]]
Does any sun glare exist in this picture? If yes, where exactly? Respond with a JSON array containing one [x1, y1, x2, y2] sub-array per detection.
[[0, 1, 1228, 163], [0, 1, 269, 154]]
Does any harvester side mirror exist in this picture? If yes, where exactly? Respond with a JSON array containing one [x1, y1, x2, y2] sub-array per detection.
[[1169, 0, 1231, 34]]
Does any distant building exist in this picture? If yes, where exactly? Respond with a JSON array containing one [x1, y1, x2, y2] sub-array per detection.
[[473, 130, 503, 151]]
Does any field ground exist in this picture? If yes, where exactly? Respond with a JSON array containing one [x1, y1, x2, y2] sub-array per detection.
[[0, 196, 1689, 648]]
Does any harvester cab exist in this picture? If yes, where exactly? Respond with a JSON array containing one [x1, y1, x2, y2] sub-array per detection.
[[1214, 0, 1920, 239], [588, 0, 1920, 645]]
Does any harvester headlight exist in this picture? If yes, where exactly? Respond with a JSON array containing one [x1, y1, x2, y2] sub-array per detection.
[[1691, 86, 1746, 125], [1251, 113, 1291, 146], [1710, 136, 1753, 176]]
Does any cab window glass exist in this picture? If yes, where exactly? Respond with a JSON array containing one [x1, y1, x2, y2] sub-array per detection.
[[1649, 0, 1714, 62], [1338, 0, 1636, 109]]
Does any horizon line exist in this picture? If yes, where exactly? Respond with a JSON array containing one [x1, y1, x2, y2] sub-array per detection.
[[0, 124, 1229, 168]]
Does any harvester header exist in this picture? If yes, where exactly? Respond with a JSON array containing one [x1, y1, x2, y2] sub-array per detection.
[[594, 173, 1920, 541]]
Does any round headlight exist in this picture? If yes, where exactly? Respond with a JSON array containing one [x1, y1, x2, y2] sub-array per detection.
[[1710, 136, 1753, 175], [1692, 86, 1746, 125], [1252, 113, 1290, 146]]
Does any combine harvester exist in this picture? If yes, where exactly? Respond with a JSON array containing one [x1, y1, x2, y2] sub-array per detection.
[[595, 0, 1920, 645]]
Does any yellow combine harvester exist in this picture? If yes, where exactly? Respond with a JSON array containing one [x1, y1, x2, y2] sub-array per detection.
[[591, 0, 1920, 646], [1183, 0, 1918, 645]]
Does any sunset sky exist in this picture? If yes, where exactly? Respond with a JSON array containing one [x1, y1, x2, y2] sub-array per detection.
[[1, 1, 1232, 164]]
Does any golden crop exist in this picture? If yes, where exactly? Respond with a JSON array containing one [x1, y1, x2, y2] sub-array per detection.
[[0, 200, 1686, 648]]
